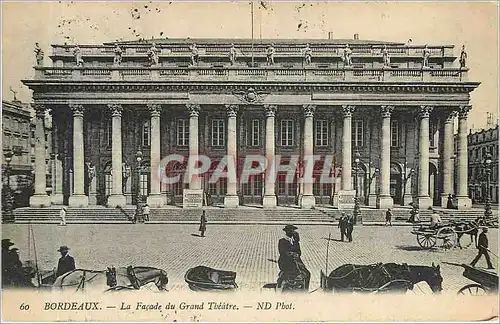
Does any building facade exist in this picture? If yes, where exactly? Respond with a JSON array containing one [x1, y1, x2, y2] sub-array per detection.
[[2, 100, 52, 207], [22, 37, 479, 209], [463, 124, 499, 204]]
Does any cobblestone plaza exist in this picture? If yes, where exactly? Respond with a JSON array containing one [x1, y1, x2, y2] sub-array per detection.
[[3, 224, 497, 293]]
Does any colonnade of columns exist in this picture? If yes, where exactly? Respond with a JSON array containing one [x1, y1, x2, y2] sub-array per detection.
[[28, 103, 472, 210]]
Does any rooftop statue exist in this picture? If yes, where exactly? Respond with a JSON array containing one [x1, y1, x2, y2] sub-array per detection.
[[422, 45, 430, 68], [382, 45, 390, 67], [113, 44, 123, 66], [147, 43, 159, 66], [343, 44, 352, 67], [459, 45, 467, 68], [73, 45, 84, 67], [190, 43, 199, 66], [229, 43, 237, 65], [267, 44, 275, 65], [34, 43, 44, 66], [303, 44, 312, 65]]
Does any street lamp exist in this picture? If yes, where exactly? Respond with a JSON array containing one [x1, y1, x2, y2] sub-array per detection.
[[135, 150, 143, 223], [484, 153, 492, 219], [3, 150, 14, 223], [353, 149, 361, 225]]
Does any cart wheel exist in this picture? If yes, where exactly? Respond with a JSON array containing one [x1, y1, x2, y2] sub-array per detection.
[[417, 234, 437, 249], [458, 233, 474, 249], [457, 284, 487, 296], [437, 227, 457, 249]]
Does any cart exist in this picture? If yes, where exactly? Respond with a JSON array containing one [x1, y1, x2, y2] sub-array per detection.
[[411, 223, 457, 249], [445, 262, 498, 295]]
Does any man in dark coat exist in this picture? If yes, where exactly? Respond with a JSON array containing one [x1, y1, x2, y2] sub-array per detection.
[[470, 227, 494, 269], [278, 225, 310, 290], [199, 210, 207, 237], [338, 213, 347, 241], [56, 246, 76, 277], [346, 214, 354, 242]]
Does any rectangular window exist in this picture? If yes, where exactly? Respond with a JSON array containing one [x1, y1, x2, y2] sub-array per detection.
[[176, 119, 189, 146], [105, 174, 112, 196], [315, 120, 328, 146], [429, 122, 436, 147], [249, 119, 260, 147], [352, 120, 363, 147], [211, 119, 225, 146], [140, 174, 148, 196], [104, 120, 112, 146], [391, 120, 399, 147], [142, 121, 150, 146], [280, 120, 294, 146]]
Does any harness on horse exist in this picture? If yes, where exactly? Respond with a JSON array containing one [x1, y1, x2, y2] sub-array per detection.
[[106, 267, 117, 288], [126, 266, 141, 289]]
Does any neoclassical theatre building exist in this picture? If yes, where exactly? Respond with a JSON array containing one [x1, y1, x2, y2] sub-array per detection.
[[23, 37, 479, 209]]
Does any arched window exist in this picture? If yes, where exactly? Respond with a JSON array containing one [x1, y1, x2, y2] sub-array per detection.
[[142, 121, 150, 146]]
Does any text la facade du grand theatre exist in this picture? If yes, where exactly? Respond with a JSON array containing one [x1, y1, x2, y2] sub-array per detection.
[[22, 37, 479, 210]]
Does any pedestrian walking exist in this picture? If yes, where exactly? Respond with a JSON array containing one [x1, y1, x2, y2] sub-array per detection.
[[346, 214, 354, 242], [470, 227, 494, 269], [59, 206, 67, 226], [143, 204, 150, 222], [385, 208, 393, 226], [199, 210, 207, 237], [338, 212, 347, 241]]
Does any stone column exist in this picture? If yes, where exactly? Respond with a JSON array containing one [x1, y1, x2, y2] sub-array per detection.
[[263, 104, 277, 208], [416, 105, 433, 209], [29, 105, 51, 207], [224, 104, 239, 207], [51, 114, 64, 205], [341, 105, 354, 190], [377, 105, 394, 208], [440, 110, 457, 207], [187, 104, 201, 190], [300, 104, 316, 209], [68, 104, 89, 207], [106, 104, 126, 207], [456, 105, 472, 209], [147, 104, 164, 207]]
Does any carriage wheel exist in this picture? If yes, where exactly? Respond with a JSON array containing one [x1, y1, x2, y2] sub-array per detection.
[[417, 234, 437, 249], [437, 227, 457, 250], [457, 284, 487, 296], [458, 232, 474, 249]]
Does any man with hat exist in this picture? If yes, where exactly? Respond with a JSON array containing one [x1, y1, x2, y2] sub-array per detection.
[[56, 246, 76, 277], [338, 212, 347, 241], [278, 225, 310, 290], [470, 227, 494, 269]]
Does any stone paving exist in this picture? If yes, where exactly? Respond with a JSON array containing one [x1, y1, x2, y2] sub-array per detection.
[[2, 224, 498, 293]]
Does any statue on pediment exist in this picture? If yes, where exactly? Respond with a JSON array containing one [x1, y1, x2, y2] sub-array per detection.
[[459, 45, 467, 68], [303, 43, 312, 65], [190, 43, 199, 66], [266, 44, 276, 65], [147, 43, 159, 66], [34, 43, 44, 66], [122, 162, 131, 179], [422, 45, 430, 68], [73, 45, 84, 67], [229, 43, 237, 65], [342, 44, 352, 67], [113, 44, 123, 66], [382, 45, 390, 67], [86, 162, 96, 181]]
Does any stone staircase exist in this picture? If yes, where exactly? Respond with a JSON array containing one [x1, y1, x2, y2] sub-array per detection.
[[11, 206, 496, 225]]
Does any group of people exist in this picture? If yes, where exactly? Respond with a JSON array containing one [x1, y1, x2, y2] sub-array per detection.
[[338, 212, 355, 242]]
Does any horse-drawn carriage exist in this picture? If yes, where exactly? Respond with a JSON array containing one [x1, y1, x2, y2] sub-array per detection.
[[411, 220, 479, 250], [444, 262, 498, 295]]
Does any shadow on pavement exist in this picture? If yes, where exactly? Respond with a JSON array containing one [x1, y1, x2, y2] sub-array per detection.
[[190, 233, 202, 237], [395, 245, 440, 252]]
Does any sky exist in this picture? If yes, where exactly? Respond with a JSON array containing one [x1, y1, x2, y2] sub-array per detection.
[[1, 1, 499, 130]]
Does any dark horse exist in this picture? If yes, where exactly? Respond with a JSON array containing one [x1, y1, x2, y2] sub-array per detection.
[[51, 266, 168, 292], [450, 220, 478, 249], [321, 263, 443, 294]]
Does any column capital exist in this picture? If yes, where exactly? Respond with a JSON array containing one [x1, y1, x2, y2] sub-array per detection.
[[33, 104, 46, 118], [225, 104, 239, 117], [108, 104, 123, 117], [341, 105, 355, 118], [458, 105, 471, 119], [303, 104, 316, 118], [264, 104, 278, 117], [380, 105, 394, 118], [444, 110, 458, 123], [186, 104, 200, 117], [69, 104, 85, 117], [418, 105, 433, 119], [147, 103, 162, 117]]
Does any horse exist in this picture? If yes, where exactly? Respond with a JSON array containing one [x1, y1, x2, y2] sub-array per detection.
[[321, 262, 443, 294], [450, 220, 478, 249], [51, 266, 168, 292]]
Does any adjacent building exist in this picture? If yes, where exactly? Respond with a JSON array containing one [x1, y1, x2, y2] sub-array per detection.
[[21, 36, 479, 210]]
